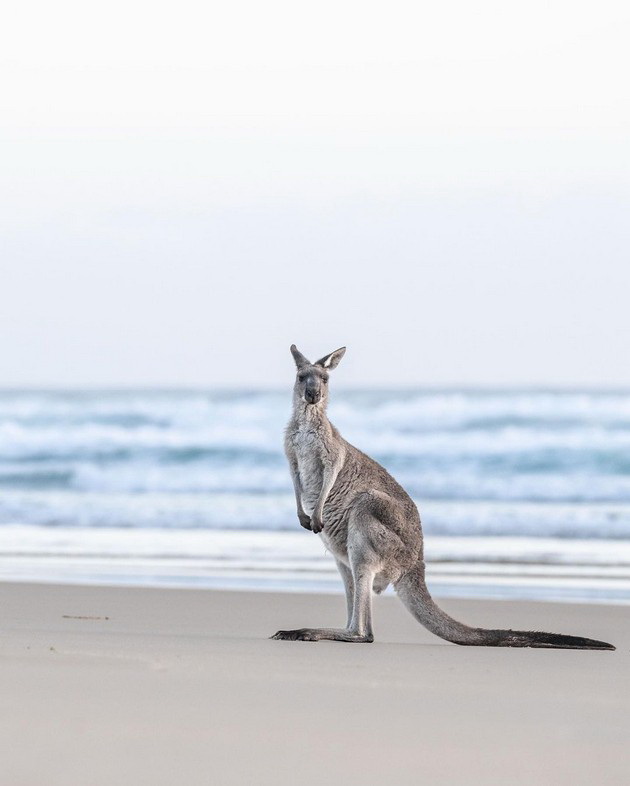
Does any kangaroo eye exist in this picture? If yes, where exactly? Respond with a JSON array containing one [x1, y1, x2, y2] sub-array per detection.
[[322, 377, 328, 384]]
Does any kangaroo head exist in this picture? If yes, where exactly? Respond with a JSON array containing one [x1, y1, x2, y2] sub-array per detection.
[[290, 344, 346, 407]]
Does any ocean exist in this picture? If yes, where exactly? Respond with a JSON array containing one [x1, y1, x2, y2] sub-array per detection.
[[1, 389, 630, 603]]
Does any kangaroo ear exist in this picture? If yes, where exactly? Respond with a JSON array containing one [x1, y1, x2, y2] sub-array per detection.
[[315, 347, 346, 370], [290, 344, 310, 368]]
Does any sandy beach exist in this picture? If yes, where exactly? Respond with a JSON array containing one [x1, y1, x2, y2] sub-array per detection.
[[1, 582, 627, 785]]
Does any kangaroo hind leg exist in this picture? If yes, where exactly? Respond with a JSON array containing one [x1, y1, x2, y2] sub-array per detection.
[[271, 505, 391, 642], [270, 563, 375, 642], [336, 558, 355, 628]]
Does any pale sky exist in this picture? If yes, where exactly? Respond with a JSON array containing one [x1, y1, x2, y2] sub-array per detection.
[[1, 0, 629, 387]]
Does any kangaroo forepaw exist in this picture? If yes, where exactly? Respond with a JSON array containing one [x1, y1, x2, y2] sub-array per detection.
[[298, 513, 312, 531]]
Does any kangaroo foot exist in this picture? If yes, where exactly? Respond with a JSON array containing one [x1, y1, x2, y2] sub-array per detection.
[[270, 628, 374, 643]]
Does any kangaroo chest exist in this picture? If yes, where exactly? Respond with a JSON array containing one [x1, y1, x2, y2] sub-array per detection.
[[291, 422, 326, 515]]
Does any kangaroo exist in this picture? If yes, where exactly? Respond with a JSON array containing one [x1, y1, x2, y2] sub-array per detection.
[[271, 345, 615, 650]]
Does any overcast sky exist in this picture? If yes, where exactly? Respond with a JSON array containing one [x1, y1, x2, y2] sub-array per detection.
[[1, 0, 629, 387]]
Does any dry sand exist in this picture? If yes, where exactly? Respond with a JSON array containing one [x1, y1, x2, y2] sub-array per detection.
[[1, 582, 628, 785]]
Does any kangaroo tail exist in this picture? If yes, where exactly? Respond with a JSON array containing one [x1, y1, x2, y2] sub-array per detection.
[[395, 562, 615, 651]]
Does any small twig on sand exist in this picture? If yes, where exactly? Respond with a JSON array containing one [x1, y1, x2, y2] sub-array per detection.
[[62, 615, 110, 620]]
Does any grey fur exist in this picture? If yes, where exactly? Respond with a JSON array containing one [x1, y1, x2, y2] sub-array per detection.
[[272, 346, 615, 651]]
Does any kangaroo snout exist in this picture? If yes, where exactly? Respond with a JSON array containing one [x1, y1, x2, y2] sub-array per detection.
[[305, 390, 321, 404]]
